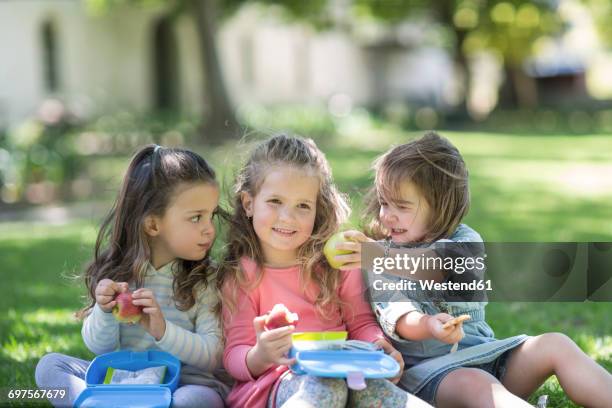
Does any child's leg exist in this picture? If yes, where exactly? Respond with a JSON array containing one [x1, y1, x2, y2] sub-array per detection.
[[435, 368, 532, 408], [349, 379, 433, 408], [34, 352, 90, 407], [501, 333, 612, 408], [271, 372, 348, 408], [172, 384, 224, 408]]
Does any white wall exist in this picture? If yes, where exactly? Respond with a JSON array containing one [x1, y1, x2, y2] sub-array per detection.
[[0, 1, 451, 128], [0, 1, 167, 126]]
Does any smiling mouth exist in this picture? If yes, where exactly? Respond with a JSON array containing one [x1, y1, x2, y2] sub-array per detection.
[[391, 228, 408, 234], [273, 227, 297, 236]]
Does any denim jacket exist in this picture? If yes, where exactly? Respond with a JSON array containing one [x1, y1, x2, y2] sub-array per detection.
[[370, 224, 528, 393]]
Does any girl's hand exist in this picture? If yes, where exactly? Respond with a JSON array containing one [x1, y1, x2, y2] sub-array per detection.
[[95, 279, 129, 313], [334, 230, 375, 271], [132, 288, 166, 341], [374, 337, 404, 384], [247, 315, 295, 375], [427, 313, 465, 345]]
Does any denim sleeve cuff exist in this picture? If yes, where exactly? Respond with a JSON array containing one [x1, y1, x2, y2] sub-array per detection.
[[375, 302, 421, 340]]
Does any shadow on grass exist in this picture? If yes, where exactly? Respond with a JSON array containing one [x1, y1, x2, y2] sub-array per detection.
[[0, 238, 91, 312]]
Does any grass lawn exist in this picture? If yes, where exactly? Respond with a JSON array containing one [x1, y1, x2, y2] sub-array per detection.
[[0, 131, 611, 407]]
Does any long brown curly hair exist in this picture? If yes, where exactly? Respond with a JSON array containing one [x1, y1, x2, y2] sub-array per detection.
[[363, 131, 470, 242], [77, 144, 218, 319], [218, 134, 350, 321]]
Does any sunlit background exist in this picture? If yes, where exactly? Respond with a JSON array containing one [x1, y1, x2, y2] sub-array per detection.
[[0, 1, 610, 406]]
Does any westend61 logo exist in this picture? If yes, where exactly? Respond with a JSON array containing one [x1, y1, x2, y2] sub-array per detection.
[[361, 242, 612, 302]]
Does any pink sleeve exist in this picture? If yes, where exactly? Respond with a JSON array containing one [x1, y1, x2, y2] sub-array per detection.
[[222, 283, 259, 382], [339, 269, 384, 343]]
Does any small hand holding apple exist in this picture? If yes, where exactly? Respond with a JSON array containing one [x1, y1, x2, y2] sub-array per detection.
[[427, 313, 465, 345], [95, 278, 129, 313], [248, 306, 297, 374], [131, 288, 166, 341], [264, 304, 299, 330], [324, 230, 374, 270], [374, 337, 404, 384]]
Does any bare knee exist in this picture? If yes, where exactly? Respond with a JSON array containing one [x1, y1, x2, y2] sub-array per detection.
[[455, 368, 499, 392], [539, 332, 574, 348], [437, 368, 501, 407], [532, 333, 578, 364]]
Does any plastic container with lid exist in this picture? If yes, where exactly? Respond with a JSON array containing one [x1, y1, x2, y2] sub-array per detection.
[[290, 332, 400, 390], [73, 350, 180, 408]]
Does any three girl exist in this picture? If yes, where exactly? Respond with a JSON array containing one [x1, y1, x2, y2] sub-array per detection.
[[37, 133, 611, 408], [35, 145, 228, 407], [333, 132, 612, 407]]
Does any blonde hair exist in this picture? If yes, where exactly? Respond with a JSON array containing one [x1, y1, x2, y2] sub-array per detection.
[[364, 131, 470, 242], [218, 134, 350, 320]]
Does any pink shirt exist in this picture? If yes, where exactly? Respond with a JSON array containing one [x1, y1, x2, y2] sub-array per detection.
[[222, 257, 384, 408]]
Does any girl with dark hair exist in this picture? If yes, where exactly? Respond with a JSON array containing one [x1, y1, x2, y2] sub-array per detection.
[[35, 144, 228, 407]]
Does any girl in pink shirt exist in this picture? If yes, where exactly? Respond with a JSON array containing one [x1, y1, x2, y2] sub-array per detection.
[[218, 135, 432, 408]]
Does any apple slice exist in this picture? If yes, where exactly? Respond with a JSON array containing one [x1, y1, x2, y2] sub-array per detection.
[[112, 291, 143, 323], [264, 304, 299, 330]]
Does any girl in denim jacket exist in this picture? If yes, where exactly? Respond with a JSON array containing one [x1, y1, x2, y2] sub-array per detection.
[[334, 132, 612, 407]]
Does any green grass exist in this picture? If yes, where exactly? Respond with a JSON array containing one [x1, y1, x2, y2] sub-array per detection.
[[1, 131, 611, 406]]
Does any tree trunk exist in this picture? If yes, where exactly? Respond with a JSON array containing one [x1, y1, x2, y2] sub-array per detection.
[[436, 2, 470, 120], [499, 64, 538, 109], [451, 28, 470, 119], [190, 0, 240, 143]]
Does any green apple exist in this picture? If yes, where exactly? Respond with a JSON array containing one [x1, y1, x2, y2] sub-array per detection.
[[324, 231, 354, 269]]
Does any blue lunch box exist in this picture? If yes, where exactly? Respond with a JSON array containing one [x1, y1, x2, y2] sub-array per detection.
[[73, 350, 180, 408]]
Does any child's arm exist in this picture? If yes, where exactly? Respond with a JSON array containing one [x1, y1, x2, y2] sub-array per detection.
[[334, 231, 446, 282], [81, 279, 126, 354], [245, 315, 295, 377], [375, 302, 463, 344], [222, 285, 294, 380], [335, 226, 484, 283], [339, 269, 386, 343], [396, 311, 464, 344], [154, 285, 223, 372]]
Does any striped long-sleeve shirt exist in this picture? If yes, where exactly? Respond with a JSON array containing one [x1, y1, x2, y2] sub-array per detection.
[[82, 261, 229, 396]]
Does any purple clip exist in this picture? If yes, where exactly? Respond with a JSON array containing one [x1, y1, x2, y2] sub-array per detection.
[[346, 371, 366, 390]]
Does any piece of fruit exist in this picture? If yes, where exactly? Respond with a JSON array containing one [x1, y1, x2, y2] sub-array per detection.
[[323, 231, 354, 269], [264, 304, 299, 330], [112, 291, 143, 323]]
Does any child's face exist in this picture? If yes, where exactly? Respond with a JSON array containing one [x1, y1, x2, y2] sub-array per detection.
[[242, 165, 319, 267], [379, 180, 431, 243], [147, 182, 219, 269]]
